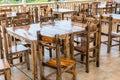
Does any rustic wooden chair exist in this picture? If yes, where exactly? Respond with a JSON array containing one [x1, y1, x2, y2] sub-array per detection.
[[71, 18, 100, 73], [80, 3, 90, 16], [101, 15, 120, 52], [101, 15, 112, 53], [0, 32, 11, 80], [40, 7, 54, 25], [13, 12, 32, 26], [0, 8, 12, 27], [12, 12, 32, 47], [0, 14, 7, 26], [1, 23, 30, 70], [37, 31, 77, 80], [40, 5, 48, 16], [106, 2, 114, 14], [90, 2, 100, 17], [0, 8, 12, 14]]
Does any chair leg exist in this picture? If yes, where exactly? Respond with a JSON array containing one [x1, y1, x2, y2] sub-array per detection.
[[86, 54, 89, 73], [73, 64, 77, 80], [80, 54, 84, 61], [19, 54, 23, 63], [25, 52, 30, 70], [56, 69, 62, 80], [4, 69, 11, 80], [49, 48, 52, 58], [119, 38, 120, 51], [9, 55, 13, 65], [96, 49, 100, 67]]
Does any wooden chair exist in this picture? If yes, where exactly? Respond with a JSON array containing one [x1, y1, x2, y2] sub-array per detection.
[[0, 8, 12, 27], [13, 12, 32, 26], [106, 2, 114, 14], [40, 5, 48, 16], [0, 32, 11, 80], [80, 3, 90, 16], [0, 14, 7, 26], [90, 2, 100, 17], [37, 31, 77, 80], [0, 8, 12, 14], [12, 12, 32, 47], [40, 7, 54, 25], [71, 18, 100, 73], [1, 23, 30, 70], [101, 15, 120, 52]]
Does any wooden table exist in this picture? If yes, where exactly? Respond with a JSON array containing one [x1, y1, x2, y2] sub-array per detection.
[[53, 8, 76, 20], [98, 3, 116, 9], [6, 20, 85, 80]]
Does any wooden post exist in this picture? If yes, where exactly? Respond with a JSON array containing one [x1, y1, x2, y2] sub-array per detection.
[[34, 7, 38, 23]]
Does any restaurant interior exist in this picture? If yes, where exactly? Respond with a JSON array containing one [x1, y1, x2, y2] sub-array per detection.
[[0, 0, 120, 80]]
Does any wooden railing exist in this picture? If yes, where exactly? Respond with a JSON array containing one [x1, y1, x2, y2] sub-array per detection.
[[0, 0, 107, 12]]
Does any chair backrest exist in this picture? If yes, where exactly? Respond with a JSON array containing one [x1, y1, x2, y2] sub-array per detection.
[[0, 14, 7, 26], [40, 7, 54, 24], [0, 8, 12, 14], [40, 5, 48, 16], [12, 12, 31, 26], [81, 3, 89, 14], [101, 15, 113, 36], [37, 31, 63, 69], [106, 2, 114, 13], [90, 2, 99, 16], [71, 13, 86, 23], [44, 7, 53, 17]]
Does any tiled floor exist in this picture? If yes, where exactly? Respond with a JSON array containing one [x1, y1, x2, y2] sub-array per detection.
[[1, 24, 120, 80], [1, 41, 120, 80]]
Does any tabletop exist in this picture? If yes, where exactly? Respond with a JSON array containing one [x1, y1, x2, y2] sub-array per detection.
[[98, 3, 116, 9], [7, 20, 85, 41], [53, 8, 75, 13]]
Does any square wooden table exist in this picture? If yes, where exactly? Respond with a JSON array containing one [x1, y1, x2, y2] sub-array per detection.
[[53, 8, 76, 20], [6, 20, 85, 80]]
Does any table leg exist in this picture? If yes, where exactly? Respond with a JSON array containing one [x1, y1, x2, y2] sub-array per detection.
[[62, 13, 64, 20], [31, 42, 38, 80]]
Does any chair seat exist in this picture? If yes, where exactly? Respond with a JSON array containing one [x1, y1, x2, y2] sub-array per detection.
[[8, 45, 29, 54], [46, 58, 75, 68], [75, 45, 86, 53], [0, 59, 10, 71], [75, 44, 95, 54]]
